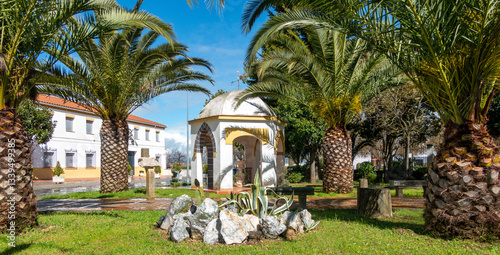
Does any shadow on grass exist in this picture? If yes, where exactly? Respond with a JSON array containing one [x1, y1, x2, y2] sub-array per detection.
[[1, 243, 32, 255], [132, 188, 146, 194], [3, 242, 79, 255], [309, 209, 427, 235], [38, 210, 122, 218]]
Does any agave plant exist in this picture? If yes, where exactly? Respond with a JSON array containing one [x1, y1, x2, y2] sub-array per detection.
[[305, 220, 320, 232], [220, 172, 294, 218], [194, 178, 209, 207]]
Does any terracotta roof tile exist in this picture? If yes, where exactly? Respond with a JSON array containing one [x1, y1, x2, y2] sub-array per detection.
[[36, 95, 166, 128]]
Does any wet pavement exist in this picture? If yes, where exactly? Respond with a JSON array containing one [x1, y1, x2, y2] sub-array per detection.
[[34, 176, 175, 197], [36, 196, 425, 212]]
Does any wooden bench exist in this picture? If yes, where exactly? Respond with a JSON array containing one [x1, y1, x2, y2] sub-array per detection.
[[389, 180, 427, 197], [266, 187, 315, 210]]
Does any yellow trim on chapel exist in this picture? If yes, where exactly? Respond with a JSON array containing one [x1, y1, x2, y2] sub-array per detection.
[[189, 115, 286, 126], [225, 128, 269, 145], [65, 113, 75, 118], [275, 129, 285, 152]]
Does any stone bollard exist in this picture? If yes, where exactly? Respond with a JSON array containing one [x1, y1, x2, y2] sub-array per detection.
[[146, 168, 155, 197], [357, 188, 392, 218], [359, 178, 368, 188]]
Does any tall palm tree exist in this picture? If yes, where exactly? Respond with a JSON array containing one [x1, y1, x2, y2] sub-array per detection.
[[242, 0, 500, 239], [186, 0, 225, 10], [0, 0, 177, 233], [240, 26, 397, 193], [39, 27, 213, 194]]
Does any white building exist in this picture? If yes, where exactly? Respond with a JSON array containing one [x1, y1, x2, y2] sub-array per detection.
[[32, 95, 167, 180], [189, 90, 285, 190]]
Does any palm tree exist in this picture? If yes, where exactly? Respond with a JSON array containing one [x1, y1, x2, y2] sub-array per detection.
[[0, 0, 177, 233], [39, 26, 213, 194], [242, 0, 500, 239], [240, 26, 397, 193], [186, 0, 225, 10]]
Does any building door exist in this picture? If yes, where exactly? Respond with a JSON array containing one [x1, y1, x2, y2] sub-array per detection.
[[128, 151, 135, 175]]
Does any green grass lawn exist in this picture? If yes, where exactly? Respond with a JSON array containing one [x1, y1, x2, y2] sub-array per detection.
[[39, 188, 228, 200], [1, 209, 497, 254], [290, 185, 424, 198], [40, 186, 424, 200]]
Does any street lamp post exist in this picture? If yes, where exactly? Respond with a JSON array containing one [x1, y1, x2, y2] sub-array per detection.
[[186, 92, 190, 183]]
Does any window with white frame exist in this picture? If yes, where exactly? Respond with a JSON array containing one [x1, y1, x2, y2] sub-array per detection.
[[66, 152, 76, 168], [86, 153, 94, 167], [66, 117, 74, 132], [86, 120, 93, 134], [156, 131, 160, 142], [43, 152, 54, 168], [145, 130, 150, 141], [133, 128, 139, 139]]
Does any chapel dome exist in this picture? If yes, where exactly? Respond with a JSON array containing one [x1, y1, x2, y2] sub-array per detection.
[[198, 90, 275, 118]]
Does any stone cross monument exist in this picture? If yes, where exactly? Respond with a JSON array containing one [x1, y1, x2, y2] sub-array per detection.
[[138, 157, 161, 197]]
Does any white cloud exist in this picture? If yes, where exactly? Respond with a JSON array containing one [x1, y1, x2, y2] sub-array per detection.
[[164, 122, 191, 154]]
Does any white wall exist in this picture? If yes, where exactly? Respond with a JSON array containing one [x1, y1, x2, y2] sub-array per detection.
[[32, 106, 167, 172]]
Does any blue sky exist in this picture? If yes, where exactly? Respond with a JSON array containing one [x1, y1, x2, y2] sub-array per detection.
[[118, 0, 267, 153]]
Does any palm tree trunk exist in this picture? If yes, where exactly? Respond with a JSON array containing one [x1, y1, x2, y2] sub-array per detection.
[[322, 127, 353, 194], [424, 122, 500, 239], [0, 108, 37, 233], [100, 119, 129, 193]]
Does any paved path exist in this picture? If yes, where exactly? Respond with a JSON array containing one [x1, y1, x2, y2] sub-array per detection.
[[34, 176, 175, 197], [36, 196, 425, 212]]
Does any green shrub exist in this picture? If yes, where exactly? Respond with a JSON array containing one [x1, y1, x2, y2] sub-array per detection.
[[173, 163, 181, 171], [393, 160, 403, 171], [154, 166, 161, 174], [366, 172, 377, 184], [127, 162, 133, 175], [412, 165, 428, 180], [203, 164, 208, 173], [53, 161, 64, 176], [286, 172, 304, 183], [354, 162, 375, 180], [171, 177, 179, 184]]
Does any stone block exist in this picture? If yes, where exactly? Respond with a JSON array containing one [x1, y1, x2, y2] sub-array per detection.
[[357, 188, 392, 218]]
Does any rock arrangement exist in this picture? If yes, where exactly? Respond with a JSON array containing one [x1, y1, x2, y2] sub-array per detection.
[[157, 195, 318, 244]]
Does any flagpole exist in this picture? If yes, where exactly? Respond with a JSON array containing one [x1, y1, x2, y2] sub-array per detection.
[[186, 91, 190, 183]]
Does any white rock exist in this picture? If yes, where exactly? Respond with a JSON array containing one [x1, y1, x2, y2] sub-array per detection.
[[189, 198, 219, 239], [241, 214, 260, 232], [261, 215, 286, 239], [203, 218, 222, 244], [168, 194, 193, 215], [170, 216, 190, 242], [279, 211, 304, 233], [219, 209, 248, 244], [298, 209, 315, 230]]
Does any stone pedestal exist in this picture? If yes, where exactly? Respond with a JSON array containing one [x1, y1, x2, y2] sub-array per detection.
[[359, 178, 368, 188], [357, 188, 392, 218], [395, 187, 404, 197], [146, 168, 155, 197], [138, 157, 161, 197]]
